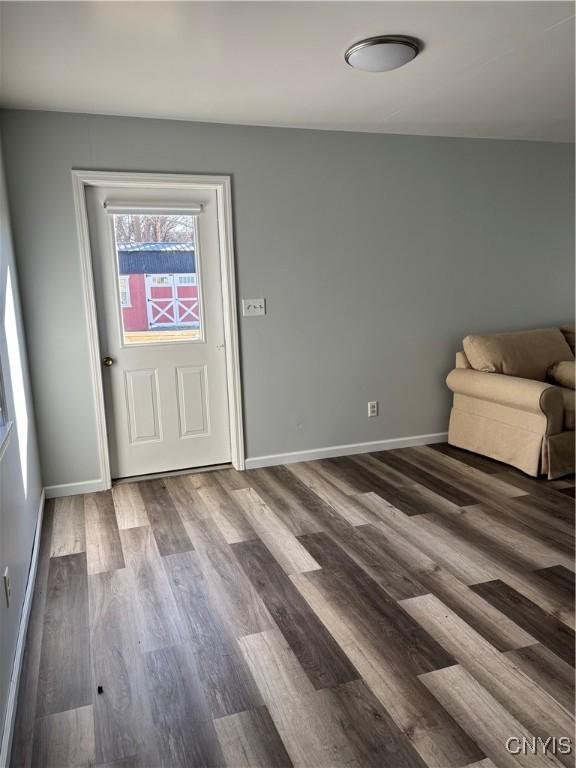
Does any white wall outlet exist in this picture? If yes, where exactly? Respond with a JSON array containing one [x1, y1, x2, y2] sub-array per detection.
[[368, 400, 378, 418], [3, 567, 10, 608], [242, 298, 266, 317]]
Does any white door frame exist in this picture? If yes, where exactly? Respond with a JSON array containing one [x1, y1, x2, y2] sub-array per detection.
[[71, 170, 245, 490]]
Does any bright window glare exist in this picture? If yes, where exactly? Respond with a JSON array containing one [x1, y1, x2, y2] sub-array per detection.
[[5, 268, 28, 494]]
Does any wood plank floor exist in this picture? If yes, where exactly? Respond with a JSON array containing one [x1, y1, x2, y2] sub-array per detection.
[[10, 445, 575, 768]]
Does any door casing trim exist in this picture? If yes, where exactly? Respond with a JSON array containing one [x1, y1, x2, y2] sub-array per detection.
[[71, 170, 245, 490]]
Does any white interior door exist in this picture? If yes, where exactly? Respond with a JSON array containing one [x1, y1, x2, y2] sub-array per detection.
[[86, 185, 231, 479]]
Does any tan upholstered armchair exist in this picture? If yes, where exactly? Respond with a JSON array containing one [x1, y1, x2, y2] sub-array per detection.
[[446, 326, 575, 479]]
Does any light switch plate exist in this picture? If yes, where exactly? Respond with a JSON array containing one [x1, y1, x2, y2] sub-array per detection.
[[242, 298, 266, 316]]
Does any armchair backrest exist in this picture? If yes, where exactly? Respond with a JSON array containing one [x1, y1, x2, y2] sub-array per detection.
[[462, 327, 574, 381]]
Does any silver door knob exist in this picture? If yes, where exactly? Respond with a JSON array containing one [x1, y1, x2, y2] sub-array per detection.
[[102, 357, 114, 367]]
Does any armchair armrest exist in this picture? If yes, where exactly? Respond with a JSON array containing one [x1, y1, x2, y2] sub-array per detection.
[[446, 368, 563, 427]]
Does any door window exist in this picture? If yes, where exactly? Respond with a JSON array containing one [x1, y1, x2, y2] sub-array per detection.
[[112, 213, 203, 345]]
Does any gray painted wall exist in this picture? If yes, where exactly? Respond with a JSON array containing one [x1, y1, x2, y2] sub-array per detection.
[[0, 109, 573, 489], [0, 134, 42, 753]]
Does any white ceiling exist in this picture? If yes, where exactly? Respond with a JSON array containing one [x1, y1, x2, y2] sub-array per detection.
[[0, 1, 574, 141]]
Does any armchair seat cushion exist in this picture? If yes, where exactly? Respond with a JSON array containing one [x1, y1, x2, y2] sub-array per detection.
[[463, 328, 574, 381]]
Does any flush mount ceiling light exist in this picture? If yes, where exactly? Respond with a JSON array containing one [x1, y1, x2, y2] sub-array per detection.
[[345, 35, 421, 72]]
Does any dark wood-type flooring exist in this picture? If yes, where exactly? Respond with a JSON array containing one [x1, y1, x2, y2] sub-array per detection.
[[10, 444, 575, 767]]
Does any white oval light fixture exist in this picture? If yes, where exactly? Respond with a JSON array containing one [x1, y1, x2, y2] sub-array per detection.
[[345, 35, 420, 72]]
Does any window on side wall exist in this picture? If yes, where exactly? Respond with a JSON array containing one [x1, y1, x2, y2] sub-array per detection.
[[119, 275, 131, 307]]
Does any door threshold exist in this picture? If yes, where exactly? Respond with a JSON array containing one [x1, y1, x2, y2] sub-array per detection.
[[113, 462, 233, 486]]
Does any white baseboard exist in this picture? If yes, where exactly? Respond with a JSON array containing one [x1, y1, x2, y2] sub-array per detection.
[[0, 490, 45, 768], [45, 478, 106, 499], [44, 431, 449, 491], [244, 431, 448, 470]]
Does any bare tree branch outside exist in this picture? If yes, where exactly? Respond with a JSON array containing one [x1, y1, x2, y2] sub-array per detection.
[[114, 214, 195, 246]]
